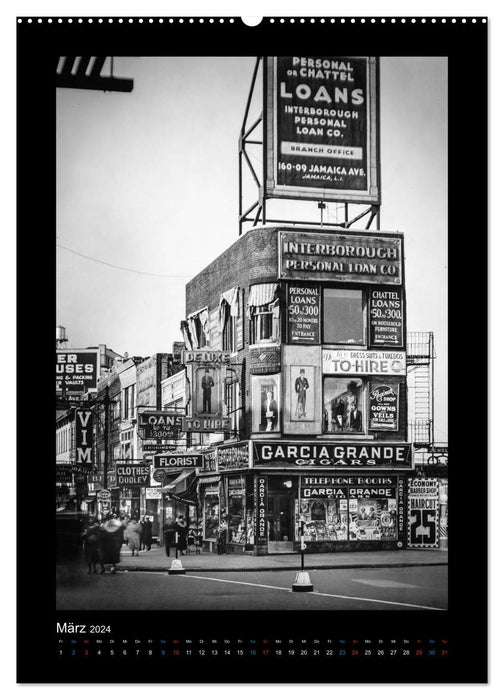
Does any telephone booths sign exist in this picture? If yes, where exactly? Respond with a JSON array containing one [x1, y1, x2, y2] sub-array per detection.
[[408, 478, 439, 548], [265, 56, 379, 204]]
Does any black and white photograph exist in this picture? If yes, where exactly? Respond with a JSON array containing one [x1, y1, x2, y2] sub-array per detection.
[[15, 12, 488, 685]]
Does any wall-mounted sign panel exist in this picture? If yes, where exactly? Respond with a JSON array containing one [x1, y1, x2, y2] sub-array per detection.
[[408, 478, 439, 548], [56, 350, 98, 394], [138, 411, 182, 440], [287, 284, 321, 344], [279, 231, 402, 285], [369, 381, 400, 431], [369, 288, 404, 347], [265, 56, 379, 204], [322, 349, 406, 376]]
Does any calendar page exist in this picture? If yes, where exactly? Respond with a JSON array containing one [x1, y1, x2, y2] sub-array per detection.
[[16, 13, 487, 683]]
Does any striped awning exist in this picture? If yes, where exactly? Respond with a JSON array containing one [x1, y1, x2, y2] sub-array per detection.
[[248, 283, 277, 309], [198, 475, 221, 486]]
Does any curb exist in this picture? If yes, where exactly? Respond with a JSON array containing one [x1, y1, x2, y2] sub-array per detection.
[[116, 561, 447, 574]]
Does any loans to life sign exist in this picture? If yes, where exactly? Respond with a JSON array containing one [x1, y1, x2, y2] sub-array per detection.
[[279, 231, 403, 285], [408, 479, 439, 548], [287, 284, 320, 344], [56, 351, 98, 394], [369, 382, 399, 431], [137, 411, 182, 440], [253, 442, 413, 470], [369, 288, 404, 347], [322, 349, 406, 376], [74, 409, 93, 466], [265, 56, 379, 204]]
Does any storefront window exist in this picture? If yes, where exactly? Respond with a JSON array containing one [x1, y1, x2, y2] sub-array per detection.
[[349, 498, 397, 541], [203, 492, 219, 540], [298, 498, 349, 541], [323, 377, 365, 434], [323, 288, 364, 344]]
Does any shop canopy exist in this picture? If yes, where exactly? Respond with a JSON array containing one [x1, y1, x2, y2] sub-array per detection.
[[161, 469, 195, 494], [248, 283, 277, 309]]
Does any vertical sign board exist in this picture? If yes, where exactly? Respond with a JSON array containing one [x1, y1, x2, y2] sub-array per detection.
[[369, 288, 404, 347], [368, 382, 400, 431], [265, 56, 379, 204], [74, 409, 93, 466], [408, 478, 439, 548], [287, 284, 321, 343], [254, 476, 268, 547]]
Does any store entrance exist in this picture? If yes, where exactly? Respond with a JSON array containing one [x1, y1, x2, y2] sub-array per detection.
[[267, 493, 294, 552]]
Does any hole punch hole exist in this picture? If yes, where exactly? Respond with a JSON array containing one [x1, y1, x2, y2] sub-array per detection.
[[241, 16, 263, 27]]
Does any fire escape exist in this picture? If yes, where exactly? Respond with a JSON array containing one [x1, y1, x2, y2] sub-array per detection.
[[406, 332, 447, 471]]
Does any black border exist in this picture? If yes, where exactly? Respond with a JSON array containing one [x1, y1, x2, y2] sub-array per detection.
[[17, 16, 488, 683]]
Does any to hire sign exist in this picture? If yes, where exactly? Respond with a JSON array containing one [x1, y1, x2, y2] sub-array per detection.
[[75, 409, 93, 465]]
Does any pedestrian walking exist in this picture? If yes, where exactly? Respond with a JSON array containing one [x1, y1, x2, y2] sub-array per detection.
[[175, 516, 188, 555], [81, 517, 102, 574], [99, 515, 125, 573], [125, 517, 142, 556], [163, 517, 176, 558], [138, 516, 145, 550], [143, 515, 153, 551]]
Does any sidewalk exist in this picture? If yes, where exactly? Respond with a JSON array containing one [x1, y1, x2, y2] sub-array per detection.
[[116, 544, 448, 572]]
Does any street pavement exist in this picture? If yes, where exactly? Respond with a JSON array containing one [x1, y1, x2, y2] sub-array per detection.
[[112, 542, 448, 572], [57, 543, 448, 611], [56, 564, 447, 611]]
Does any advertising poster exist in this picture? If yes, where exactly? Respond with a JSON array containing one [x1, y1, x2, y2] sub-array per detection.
[[369, 381, 400, 431], [408, 478, 440, 548], [266, 56, 379, 203], [369, 287, 404, 347], [56, 350, 98, 394], [19, 16, 487, 687], [251, 373, 281, 433], [287, 283, 321, 343], [290, 365, 315, 421], [74, 408, 93, 465]]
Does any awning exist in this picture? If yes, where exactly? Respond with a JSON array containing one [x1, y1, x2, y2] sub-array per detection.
[[248, 283, 277, 309], [165, 471, 199, 506], [161, 469, 194, 493], [198, 475, 221, 486]]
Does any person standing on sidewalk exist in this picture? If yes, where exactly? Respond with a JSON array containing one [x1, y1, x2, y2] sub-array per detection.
[[217, 518, 228, 555], [138, 516, 145, 550], [143, 515, 153, 551], [175, 516, 188, 555], [163, 517, 176, 558], [100, 514, 125, 573]]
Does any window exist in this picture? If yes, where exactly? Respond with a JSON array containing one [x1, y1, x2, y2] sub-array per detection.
[[323, 288, 364, 344], [225, 375, 241, 436], [323, 377, 365, 434], [187, 308, 209, 349], [248, 284, 279, 345], [220, 288, 241, 352]]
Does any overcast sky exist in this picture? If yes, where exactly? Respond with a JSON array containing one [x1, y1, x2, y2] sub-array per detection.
[[56, 56, 447, 441]]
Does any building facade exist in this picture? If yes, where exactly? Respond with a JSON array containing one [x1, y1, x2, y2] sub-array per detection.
[[183, 225, 412, 554]]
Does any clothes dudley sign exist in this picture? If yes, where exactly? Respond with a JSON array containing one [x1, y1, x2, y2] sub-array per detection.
[[116, 464, 150, 487], [253, 442, 412, 469]]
